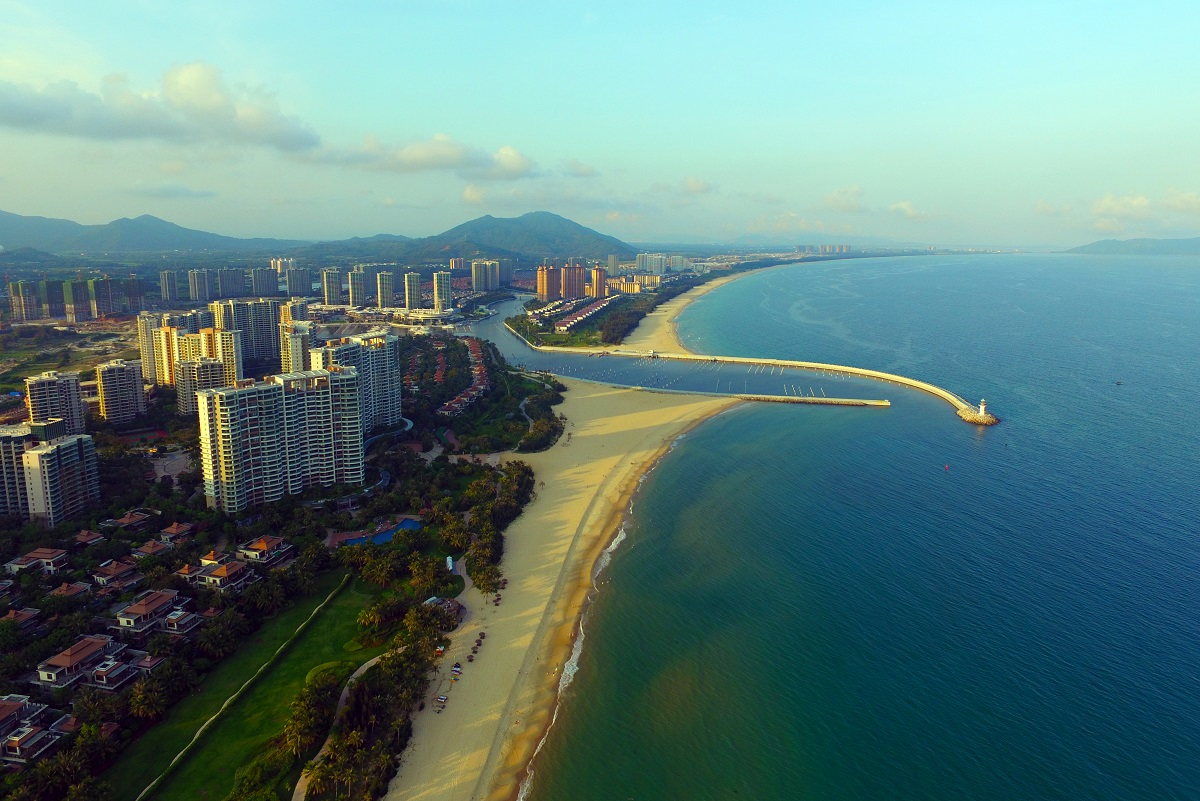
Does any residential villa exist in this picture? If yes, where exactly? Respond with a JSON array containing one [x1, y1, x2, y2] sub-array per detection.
[[112, 589, 200, 641], [235, 536, 294, 569], [73, 530, 106, 548], [91, 558, 145, 594], [1, 608, 41, 636], [133, 540, 173, 559], [0, 694, 59, 765], [175, 551, 258, 594], [34, 635, 127, 691], [158, 521, 195, 545], [47, 582, 91, 601], [4, 548, 68, 576]]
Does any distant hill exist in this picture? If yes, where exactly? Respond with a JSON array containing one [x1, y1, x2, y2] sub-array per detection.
[[1067, 236, 1200, 255], [0, 210, 308, 253], [0, 209, 635, 264], [0, 247, 66, 267], [290, 211, 635, 264]]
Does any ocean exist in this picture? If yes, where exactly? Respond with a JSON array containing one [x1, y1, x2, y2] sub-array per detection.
[[516, 254, 1200, 801]]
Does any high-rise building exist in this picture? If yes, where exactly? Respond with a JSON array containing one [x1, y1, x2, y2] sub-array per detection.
[[310, 330, 402, 432], [377, 272, 394, 308], [608, 254, 620, 273], [280, 299, 309, 324], [285, 267, 312, 298], [210, 298, 280, 363], [471, 260, 500, 292], [6, 281, 40, 322], [536, 265, 561, 302], [279, 321, 313, 373], [404, 273, 422, 310], [561, 265, 587, 300], [216, 268, 247, 299], [197, 367, 364, 512], [176, 358, 227, 417], [271, 257, 295, 275], [136, 312, 161, 386], [160, 327, 242, 387], [348, 269, 367, 308], [158, 271, 179, 303], [86, 278, 115, 318], [321, 270, 342, 305], [449, 257, 466, 271], [152, 327, 181, 387], [591, 267, 609, 299], [432, 271, 453, 313], [38, 280, 65, 319], [188, 270, 213, 302], [126, 275, 145, 312], [499, 258, 514, 286], [63, 279, 91, 323], [95, 360, 146, 425], [22, 434, 100, 528], [250, 268, 277, 297], [25, 372, 85, 435], [0, 426, 31, 519]]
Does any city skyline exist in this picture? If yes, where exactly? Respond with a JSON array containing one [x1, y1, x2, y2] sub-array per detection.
[[2, 2, 1199, 248]]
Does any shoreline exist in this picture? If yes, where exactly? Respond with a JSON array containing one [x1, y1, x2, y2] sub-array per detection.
[[616, 271, 746, 354], [382, 379, 738, 801], [482, 402, 736, 801]]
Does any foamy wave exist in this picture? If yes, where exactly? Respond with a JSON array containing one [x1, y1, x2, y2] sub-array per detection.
[[558, 620, 585, 694], [593, 527, 627, 580]]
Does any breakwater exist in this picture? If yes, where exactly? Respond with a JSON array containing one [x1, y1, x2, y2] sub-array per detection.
[[502, 323, 993, 424]]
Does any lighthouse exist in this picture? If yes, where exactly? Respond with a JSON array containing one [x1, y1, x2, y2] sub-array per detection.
[[979, 398, 987, 416]]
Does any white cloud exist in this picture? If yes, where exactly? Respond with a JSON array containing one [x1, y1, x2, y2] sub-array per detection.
[[0, 62, 319, 151], [562, 158, 597, 178], [1034, 200, 1073, 217], [1160, 189, 1200, 215], [684, 176, 714, 195], [317, 133, 535, 181], [748, 211, 828, 234], [821, 185, 866, 213], [889, 200, 929, 220], [130, 182, 216, 199], [1091, 193, 1150, 220], [462, 184, 486, 205]]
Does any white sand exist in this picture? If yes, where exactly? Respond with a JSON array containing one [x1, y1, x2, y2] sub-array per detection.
[[618, 273, 743, 354], [383, 379, 737, 801]]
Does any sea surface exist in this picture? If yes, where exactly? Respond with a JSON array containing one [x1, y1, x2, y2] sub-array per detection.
[[511, 254, 1200, 801]]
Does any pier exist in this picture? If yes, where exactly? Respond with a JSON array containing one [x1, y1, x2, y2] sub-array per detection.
[[503, 325, 996, 424]]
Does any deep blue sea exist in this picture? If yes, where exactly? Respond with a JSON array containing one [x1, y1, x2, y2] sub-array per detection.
[[511, 254, 1200, 801]]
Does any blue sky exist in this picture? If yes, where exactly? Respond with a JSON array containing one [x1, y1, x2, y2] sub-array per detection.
[[1, 0, 1198, 247]]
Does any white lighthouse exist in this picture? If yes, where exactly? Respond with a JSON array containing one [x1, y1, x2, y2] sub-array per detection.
[[979, 398, 987, 416]]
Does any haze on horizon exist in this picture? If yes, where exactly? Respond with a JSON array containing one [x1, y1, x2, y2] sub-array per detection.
[[1, 0, 1198, 249]]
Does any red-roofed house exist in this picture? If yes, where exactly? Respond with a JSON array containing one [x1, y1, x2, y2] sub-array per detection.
[[4, 548, 68, 576], [133, 540, 172, 559], [236, 536, 294, 569], [158, 522, 195, 544], [48, 582, 91, 600], [1, 608, 41, 635], [74, 530, 106, 548], [35, 635, 125, 690], [113, 590, 183, 639], [91, 559, 144, 592]]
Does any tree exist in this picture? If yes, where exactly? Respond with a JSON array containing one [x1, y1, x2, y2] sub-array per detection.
[[128, 677, 167, 721]]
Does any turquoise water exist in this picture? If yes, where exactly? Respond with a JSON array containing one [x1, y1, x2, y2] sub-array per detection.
[[341, 517, 422, 547], [523, 255, 1200, 801]]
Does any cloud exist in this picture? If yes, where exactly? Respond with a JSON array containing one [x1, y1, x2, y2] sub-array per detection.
[[1160, 189, 1200, 215], [462, 184, 486, 205], [821, 185, 866, 213], [889, 200, 929, 220], [130, 183, 216, 199], [748, 212, 829, 234], [684, 176, 714, 195], [604, 210, 640, 224], [0, 62, 319, 151], [1090, 193, 1150, 233], [315, 133, 535, 181], [562, 158, 597, 178], [1034, 200, 1073, 217]]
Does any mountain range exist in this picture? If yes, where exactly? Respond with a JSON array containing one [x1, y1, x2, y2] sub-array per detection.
[[0, 210, 636, 263], [1066, 236, 1200, 255]]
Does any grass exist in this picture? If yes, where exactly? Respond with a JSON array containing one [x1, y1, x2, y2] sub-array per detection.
[[106, 570, 385, 801]]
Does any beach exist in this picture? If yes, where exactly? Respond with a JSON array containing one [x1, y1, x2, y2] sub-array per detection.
[[383, 377, 738, 801], [618, 273, 743, 355]]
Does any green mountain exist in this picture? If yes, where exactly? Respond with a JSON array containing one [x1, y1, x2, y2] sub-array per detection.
[[1067, 236, 1200, 255], [429, 211, 636, 260], [0, 211, 308, 253]]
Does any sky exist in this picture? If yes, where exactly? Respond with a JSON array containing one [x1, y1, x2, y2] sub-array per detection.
[[1, 0, 1199, 248]]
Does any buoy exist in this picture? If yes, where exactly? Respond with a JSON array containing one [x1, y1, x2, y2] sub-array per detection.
[[944, 465, 949, 471]]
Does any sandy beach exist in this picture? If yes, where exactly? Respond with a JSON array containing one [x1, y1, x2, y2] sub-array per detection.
[[383, 378, 738, 801], [618, 272, 744, 354]]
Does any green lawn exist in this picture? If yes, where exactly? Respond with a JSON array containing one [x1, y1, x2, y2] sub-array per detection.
[[107, 571, 384, 801]]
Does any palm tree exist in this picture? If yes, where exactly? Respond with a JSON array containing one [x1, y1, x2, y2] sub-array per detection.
[[128, 678, 166, 721]]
